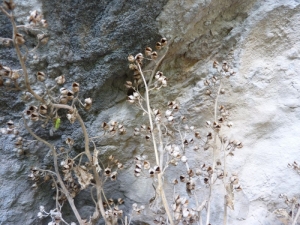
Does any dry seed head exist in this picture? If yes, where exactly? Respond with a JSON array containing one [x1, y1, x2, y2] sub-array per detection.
[[15, 33, 25, 45], [156, 42, 162, 50], [29, 10, 42, 24], [66, 90, 74, 101], [55, 75, 65, 85], [72, 82, 80, 93], [181, 156, 187, 163], [7, 120, 14, 129], [104, 167, 111, 176], [143, 161, 150, 170], [30, 112, 39, 121], [3, 0, 15, 10], [213, 61, 219, 68], [41, 19, 48, 28], [60, 87, 68, 95], [66, 137, 74, 146], [0, 66, 11, 76], [66, 112, 76, 123], [151, 51, 158, 60], [149, 168, 155, 177], [84, 98, 92, 110], [110, 171, 117, 181], [59, 96, 68, 104], [129, 64, 137, 70], [161, 37, 167, 46], [135, 53, 143, 63], [145, 47, 152, 56], [36, 71, 46, 82], [39, 105, 47, 114], [128, 55, 135, 63], [10, 71, 20, 79]]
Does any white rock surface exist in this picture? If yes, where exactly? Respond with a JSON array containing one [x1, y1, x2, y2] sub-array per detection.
[[144, 0, 300, 224]]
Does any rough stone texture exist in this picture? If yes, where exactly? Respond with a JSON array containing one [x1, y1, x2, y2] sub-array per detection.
[[1, 0, 300, 224]]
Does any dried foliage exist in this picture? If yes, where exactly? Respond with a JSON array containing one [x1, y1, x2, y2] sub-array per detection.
[[1, 1, 244, 225]]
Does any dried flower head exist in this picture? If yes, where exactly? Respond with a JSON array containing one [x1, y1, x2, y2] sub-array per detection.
[[156, 42, 162, 50], [161, 38, 167, 46], [72, 82, 80, 93], [55, 75, 65, 85], [3, 0, 15, 10], [128, 55, 135, 63], [15, 33, 25, 45], [84, 98, 92, 110], [36, 71, 46, 82]]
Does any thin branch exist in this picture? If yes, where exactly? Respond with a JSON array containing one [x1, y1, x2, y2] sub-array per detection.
[[22, 116, 84, 225]]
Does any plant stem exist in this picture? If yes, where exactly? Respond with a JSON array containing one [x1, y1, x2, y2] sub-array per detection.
[[292, 208, 300, 225], [206, 80, 222, 225], [23, 116, 84, 225], [137, 63, 174, 225]]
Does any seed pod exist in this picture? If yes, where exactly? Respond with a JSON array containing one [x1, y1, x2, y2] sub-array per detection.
[[41, 19, 48, 28], [72, 82, 79, 93], [66, 90, 74, 101], [55, 75, 65, 85], [3, 0, 16, 10], [39, 104, 47, 114], [151, 51, 158, 60], [160, 38, 167, 46], [15, 33, 25, 45], [84, 98, 92, 110], [129, 64, 137, 70], [7, 120, 14, 129], [145, 47, 152, 56], [156, 42, 162, 50], [30, 112, 39, 121], [104, 167, 111, 176], [59, 96, 68, 104], [128, 55, 135, 63], [10, 71, 20, 79]]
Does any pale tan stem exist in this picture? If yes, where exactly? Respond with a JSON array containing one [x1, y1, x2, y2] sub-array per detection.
[[206, 80, 222, 225], [137, 63, 174, 225], [4, 8, 45, 103], [137, 63, 159, 166]]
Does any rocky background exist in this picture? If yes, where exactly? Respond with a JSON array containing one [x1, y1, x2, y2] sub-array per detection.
[[1, 0, 300, 224]]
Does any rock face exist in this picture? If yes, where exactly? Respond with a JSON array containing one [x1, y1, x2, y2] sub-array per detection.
[[1, 0, 300, 224]]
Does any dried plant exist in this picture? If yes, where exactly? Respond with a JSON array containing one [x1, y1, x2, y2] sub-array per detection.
[[0, 2, 129, 225], [125, 38, 242, 225], [274, 162, 300, 225], [1, 1, 243, 224]]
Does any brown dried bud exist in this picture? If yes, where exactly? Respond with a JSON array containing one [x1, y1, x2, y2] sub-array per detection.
[[15, 33, 25, 45], [3, 0, 15, 10], [10, 71, 20, 79], [161, 38, 167, 46], [39, 104, 47, 114], [145, 47, 152, 56], [36, 71, 46, 82], [30, 112, 39, 121], [55, 75, 65, 85], [59, 96, 68, 104], [129, 64, 137, 70], [84, 98, 92, 110], [0, 66, 11, 76], [128, 55, 135, 63], [151, 51, 158, 60], [29, 10, 42, 24], [66, 90, 74, 101], [41, 19, 48, 28], [72, 82, 80, 93], [155, 42, 162, 50]]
